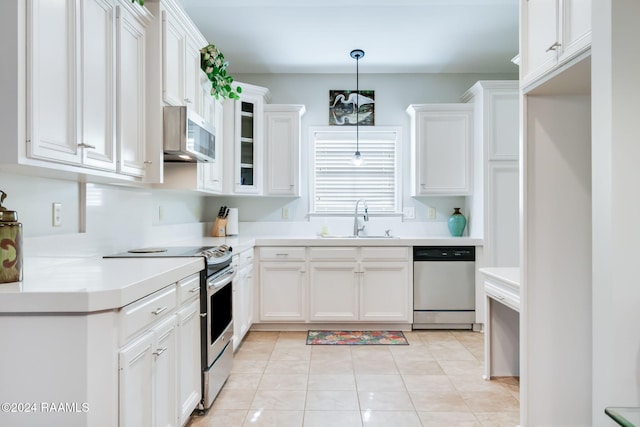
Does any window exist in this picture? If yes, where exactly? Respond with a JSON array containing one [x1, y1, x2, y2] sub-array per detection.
[[310, 127, 401, 214]]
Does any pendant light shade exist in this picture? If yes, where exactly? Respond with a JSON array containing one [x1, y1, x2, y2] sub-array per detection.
[[350, 49, 365, 166]]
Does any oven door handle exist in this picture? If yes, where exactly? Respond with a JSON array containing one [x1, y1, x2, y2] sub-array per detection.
[[207, 268, 236, 289]]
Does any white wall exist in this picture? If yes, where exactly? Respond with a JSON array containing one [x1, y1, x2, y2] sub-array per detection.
[[207, 72, 517, 230], [592, 0, 640, 424]]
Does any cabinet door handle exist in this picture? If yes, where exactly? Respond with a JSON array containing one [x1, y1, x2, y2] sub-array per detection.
[[153, 347, 168, 356], [184, 98, 192, 104], [545, 41, 562, 52], [144, 160, 153, 165], [189, 287, 199, 293], [152, 306, 168, 315], [78, 142, 96, 149]]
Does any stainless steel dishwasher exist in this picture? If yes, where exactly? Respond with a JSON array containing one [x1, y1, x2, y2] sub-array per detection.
[[413, 246, 476, 329]]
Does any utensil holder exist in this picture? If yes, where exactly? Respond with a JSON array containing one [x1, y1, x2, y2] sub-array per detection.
[[211, 217, 227, 237]]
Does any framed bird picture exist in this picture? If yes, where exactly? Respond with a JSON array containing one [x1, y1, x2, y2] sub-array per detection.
[[329, 90, 375, 126]]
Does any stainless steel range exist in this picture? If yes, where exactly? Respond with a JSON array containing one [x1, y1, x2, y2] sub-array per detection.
[[104, 245, 235, 411]]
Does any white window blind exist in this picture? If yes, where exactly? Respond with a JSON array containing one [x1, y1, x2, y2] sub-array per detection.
[[311, 128, 400, 214]]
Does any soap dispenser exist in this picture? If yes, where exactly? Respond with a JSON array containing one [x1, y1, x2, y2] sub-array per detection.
[[0, 190, 23, 283]]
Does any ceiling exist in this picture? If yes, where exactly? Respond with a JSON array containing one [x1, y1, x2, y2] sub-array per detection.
[[180, 0, 520, 75]]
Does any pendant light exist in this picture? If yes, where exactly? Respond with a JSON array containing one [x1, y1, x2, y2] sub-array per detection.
[[350, 49, 365, 166]]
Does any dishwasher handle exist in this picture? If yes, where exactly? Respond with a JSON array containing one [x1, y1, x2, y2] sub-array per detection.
[[413, 246, 475, 262]]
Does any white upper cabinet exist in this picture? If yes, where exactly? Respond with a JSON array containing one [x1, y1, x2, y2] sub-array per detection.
[[223, 82, 271, 195], [407, 104, 474, 196], [27, 0, 79, 165], [116, 3, 150, 177], [161, 1, 205, 111], [28, 0, 117, 172], [264, 104, 305, 196], [520, 0, 591, 90]]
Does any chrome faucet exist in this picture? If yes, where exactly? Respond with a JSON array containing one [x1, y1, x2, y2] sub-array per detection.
[[353, 199, 369, 236]]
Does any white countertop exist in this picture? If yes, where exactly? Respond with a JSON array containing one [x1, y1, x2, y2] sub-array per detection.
[[479, 267, 520, 288], [2, 235, 483, 314], [0, 256, 204, 313]]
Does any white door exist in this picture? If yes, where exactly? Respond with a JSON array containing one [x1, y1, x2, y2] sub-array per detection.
[[119, 331, 154, 427], [162, 10, 185, 106], [116, 4, 146, 177], [521, 0, 559, 84], [27, 0, 81, 164], [308, 262, 359, 321], [177, 299, 201, 426], [78, 0, 117, 171], [152, 315, 178, 427], [360, 262, 410, 322], [264, 110, 299, 196], [259, 262, 306, 321]]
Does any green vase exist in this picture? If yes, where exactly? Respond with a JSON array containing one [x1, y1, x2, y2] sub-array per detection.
[[447, 208, 467, 237]]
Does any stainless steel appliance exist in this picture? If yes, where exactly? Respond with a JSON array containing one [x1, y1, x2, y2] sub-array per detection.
[[413, 246, 476, 329], [163, 106, 216, 163], [104, 245, 235, 411]]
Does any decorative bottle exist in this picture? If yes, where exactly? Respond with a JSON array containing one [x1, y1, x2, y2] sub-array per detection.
[[447, 207, 467, 237], [0, 191, 23, 283]]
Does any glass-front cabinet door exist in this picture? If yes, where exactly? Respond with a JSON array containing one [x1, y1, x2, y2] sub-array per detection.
[[226, 83, 270, 195]]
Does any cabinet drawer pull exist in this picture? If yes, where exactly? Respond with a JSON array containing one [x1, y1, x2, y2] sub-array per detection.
[[545, 41, 561, 52], [276, 253, 289, 257], [189, 287, 200, 293], [153, 347, 168, 356], [78, 142, 96, 149], [152, 306, 168, 315]]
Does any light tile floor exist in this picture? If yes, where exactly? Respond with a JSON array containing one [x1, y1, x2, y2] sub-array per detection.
[[187, 330, 519, 427]]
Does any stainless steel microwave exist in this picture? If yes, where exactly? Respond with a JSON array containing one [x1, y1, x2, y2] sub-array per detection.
[[163, 106, 216, 162]]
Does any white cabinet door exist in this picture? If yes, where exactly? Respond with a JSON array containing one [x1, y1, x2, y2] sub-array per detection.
[[223, 83, 270, 195], [360, 262, 411, 322], [259, 262, 306, 321], [116, 4, 147, 177], [487, 162, 520, 268], [520, 0, 558, 85], [201, 100, 223, 193], [233, 262, 254, 349], [162, 9, 185, 106], [407, 104, 473, 196], [177, 299, 201, 426], [79, 0, 117, 171], [119, 331, 154, 427], [28, 0, 118, 172], [27, 0, 80, 165], [264, 105, 305, 196], [184, 37, 202, 113], [151, 314, 178, 427], [560, 0, 591, 62], [309, 262, 359, 321], [520, 0, 591, 88]]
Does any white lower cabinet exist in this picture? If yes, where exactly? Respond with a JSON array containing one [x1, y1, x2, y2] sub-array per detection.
[[309, 262, 359, 321], [233, 249, 254, 350], [119, 273, 202, 427], [257, 246, 411, 325], [259, 261, 306, 321], [176, 298, 201, 426], [119, 314, 178, 427], [360, 262, 410, 322]]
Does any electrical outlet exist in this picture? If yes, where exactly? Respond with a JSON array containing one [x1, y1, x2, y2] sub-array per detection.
[[427, 207, 436, 220], [282, 207, 289, 219], [52, 202, 62, 227]]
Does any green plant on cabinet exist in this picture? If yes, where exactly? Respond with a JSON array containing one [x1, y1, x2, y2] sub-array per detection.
[[200, 44, 242, 100]]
